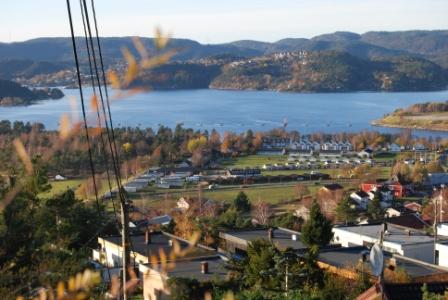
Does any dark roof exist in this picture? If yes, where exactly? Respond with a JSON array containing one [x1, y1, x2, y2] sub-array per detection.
[[228, 168, 261, 175], [425, 173, 448, 186], [323, 183, 344, 191], [386, 214, 429, 231], [220, 228, 306, 251], [355, 191, 370, 198], [290, 150, 313, 154], [319, 246, 445, 279], [384, 282, 448, 300], [166, 256, 228, 281], [147, 215, 173, 226], [320, 150, 342, 154], [361, 148, 373, 153], [103, 232, 212, 259]]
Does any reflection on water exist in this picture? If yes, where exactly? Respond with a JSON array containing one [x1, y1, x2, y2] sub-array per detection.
[[1, 88, 448, 138]]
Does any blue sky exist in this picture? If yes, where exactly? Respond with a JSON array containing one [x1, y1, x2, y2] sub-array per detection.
[[1, 0, 447, 43]]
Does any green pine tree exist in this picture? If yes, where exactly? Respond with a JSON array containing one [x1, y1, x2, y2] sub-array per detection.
[[301, 201, 333, 248]]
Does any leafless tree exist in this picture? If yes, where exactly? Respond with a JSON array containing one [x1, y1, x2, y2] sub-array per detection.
[[252, 197, 272, 225]]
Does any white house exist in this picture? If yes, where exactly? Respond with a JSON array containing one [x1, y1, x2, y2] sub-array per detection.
[[389, 143, 402, 153], [435, 242, 448, 267], [437, 224, 448, 237], [350, 191, 373, 210], [358, 149, 373, 158], [413, 143, 426, 152], [177, 197, 193, 211], [332, 224, 437, 263]]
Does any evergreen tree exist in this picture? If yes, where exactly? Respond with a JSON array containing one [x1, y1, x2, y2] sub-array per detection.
[[336, 197, 356, 224], [367, 192, 383, 220], [233, 191, 251, 213], [301, 201, 333, 248]]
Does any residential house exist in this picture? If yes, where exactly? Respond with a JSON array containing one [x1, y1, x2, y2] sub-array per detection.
[[319, 150, 343, 159], [261, 137, 291, 150], [226, 168, 261, 178], [436, 241, 448, 267], [288, 150, 313, 161], [413, 143, 427, 152], [321, 183, 344, 193], [350, 191, 374, 210], [361, 180, 403, 198], [437, 224, 448, 237], [332, 223, 440, 263], [389, 143, 402, 153], [424, 173, 448, 187], [219, 227, 306, 256], [139, 255, 227, 300], [157, 175, 184, 189], [357, 282, 448, 300], [404, 202, 422, 213], [290, 140, 311, 151], [385, 207, 419, 218], [92, 231, 227, 300], [318, 246, 448, 283], [385, 214, 429, 231], [358, 149, 373, 158]]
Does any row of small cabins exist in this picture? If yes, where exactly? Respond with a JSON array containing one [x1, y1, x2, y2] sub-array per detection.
[[93, 221, 448, 300], [260, 137, 428, 153]]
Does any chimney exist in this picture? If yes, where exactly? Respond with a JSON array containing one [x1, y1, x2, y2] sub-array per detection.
[[360, 251, 368, 263], [268, 228, 274, 241], [291, 234, 297, 241], [168, 239, 173, 247], [201, 261, 209, 274], [145, 230, 151, 245], [388, 258, 396, 271]]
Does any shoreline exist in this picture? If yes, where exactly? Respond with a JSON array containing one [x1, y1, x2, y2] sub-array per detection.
[[371, 120, 448, 132]]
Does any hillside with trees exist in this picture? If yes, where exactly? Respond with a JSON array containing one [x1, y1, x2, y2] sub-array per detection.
[[0, 79, 64, 106], [373, 100, 448, 131], [209, 51, 448, 92], [1, 30, 448, 66]]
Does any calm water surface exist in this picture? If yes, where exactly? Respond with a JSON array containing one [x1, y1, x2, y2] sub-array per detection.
[[1, 88, 448, 138]]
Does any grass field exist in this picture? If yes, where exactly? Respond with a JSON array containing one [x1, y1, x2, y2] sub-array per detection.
[[221, 155, 287, 168], [373, 152, 398, 162], [262, 166, 391, 179], [128, 180, 359, 209], [39, 179, 84, 198]]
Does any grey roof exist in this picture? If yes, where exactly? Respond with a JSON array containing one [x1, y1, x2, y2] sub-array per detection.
[[425, 173, 448, 186], [147, 215, 172, 226], [103, 232, 212, 259], [318, 246, 446, 278], [220, 228, 306, 250], [333, 224, 436, 245], [166, 256, 228, 281]]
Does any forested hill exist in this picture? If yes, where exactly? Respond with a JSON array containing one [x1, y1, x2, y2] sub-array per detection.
[[0, 79, 64, 106], [208, 51, 448, 92], [0, 30, 447, 66], [1, 30, 447, 92]]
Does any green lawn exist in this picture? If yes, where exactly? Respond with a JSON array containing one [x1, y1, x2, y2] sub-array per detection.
[[39, 179, 84, 198], [263, 166, 391, 180], [221, 155, 287, 168], [129, 181, 345, 208], [373, 152, 398, 162]]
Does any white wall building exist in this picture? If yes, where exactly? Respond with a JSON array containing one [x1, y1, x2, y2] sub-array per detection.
[[332, 224, 436, 263]]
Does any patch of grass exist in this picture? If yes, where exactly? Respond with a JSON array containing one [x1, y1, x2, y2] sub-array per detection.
[[221, 155, 287, 168], [39, 179, 84, 198], [373, 152, 397, 162]]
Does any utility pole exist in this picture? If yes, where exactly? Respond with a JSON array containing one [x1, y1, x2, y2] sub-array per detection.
[[433, 188, 440, 265], [120, 190, 131, 300]]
